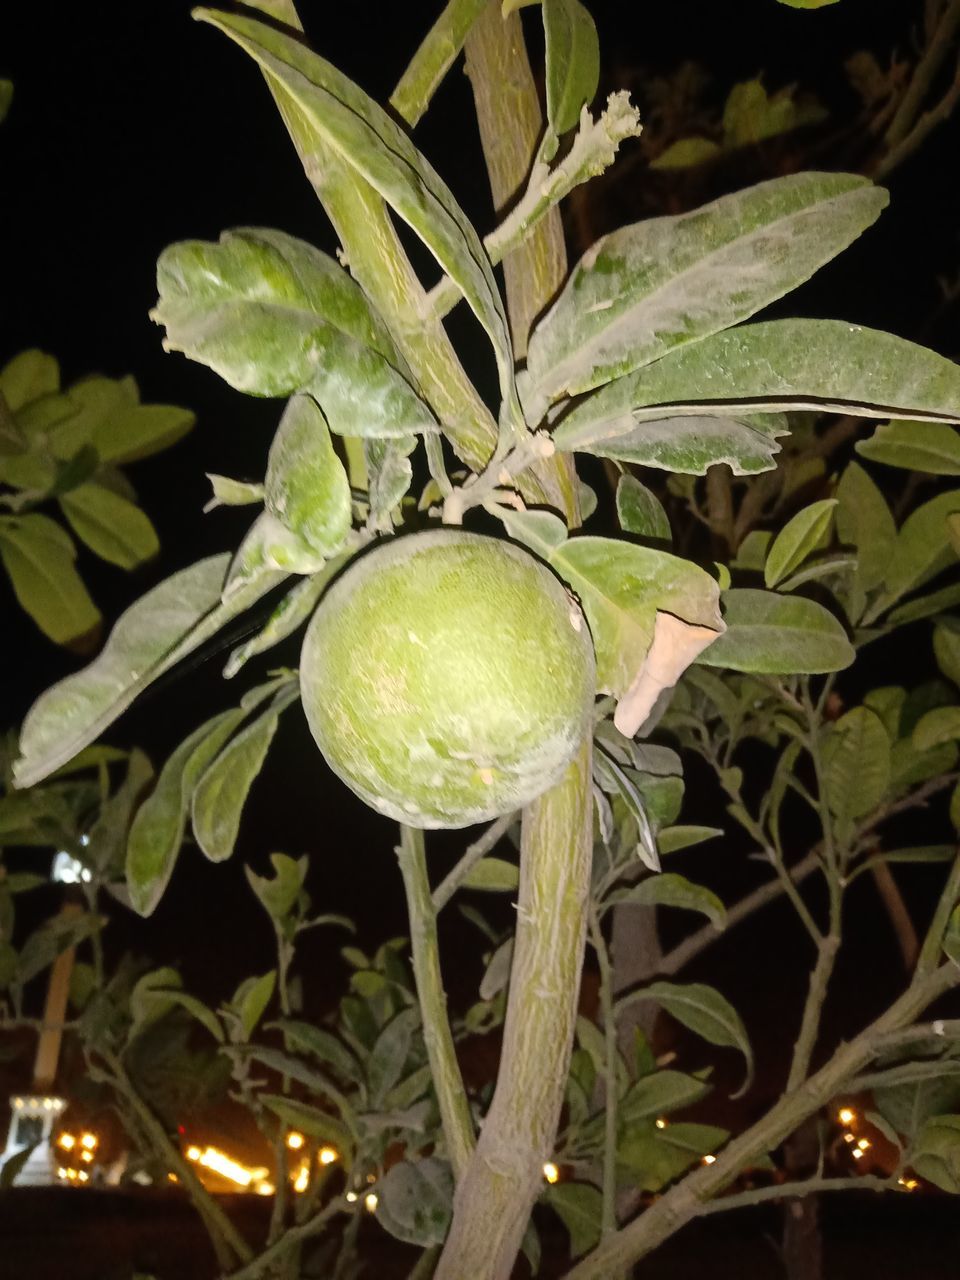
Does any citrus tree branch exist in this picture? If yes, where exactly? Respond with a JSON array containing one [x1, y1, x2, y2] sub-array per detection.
[[884, 0, 960, 147], [221, 1196, 347, 1280], [432, 810, 518, 913], [564, 963, 959, 1279], [396, 824, 476, 1179]]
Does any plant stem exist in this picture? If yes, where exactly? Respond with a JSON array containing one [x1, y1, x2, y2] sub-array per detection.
[[884, 0, 960, 147], [104, 1052, 253, 1269], [435, 739, 593, 1279], [786, 934, 841, 1092], [588, 905, 619, 1241], [397, 825, 475, 1179], [698, 1173, 892, 1217], [432, 811, 518, 912], [222, 1197, 346, 1280], [563, 964, 959, 1279], [917, 850, 960, 973], [390, 0, 489, 129]]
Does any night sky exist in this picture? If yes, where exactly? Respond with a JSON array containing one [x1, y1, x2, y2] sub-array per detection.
[[2, 0, 959, 1104]]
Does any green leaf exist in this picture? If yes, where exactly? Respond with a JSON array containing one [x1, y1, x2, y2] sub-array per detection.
[[616, 475, 671, 541], [545, 1182, 603, 1259], [615, 873, 725, 929], [912, 1114, 960, 1193], [260, 1093, 352, 1152], [935, 626, 960, 687], [699, 588, 853, 674], [650, 137, 723, 170], [60, 484, 159, 569], [264, 395, 351, 557], [192, 692, 294, 862], [888, 581, 960, 626], [559, 411, 791, 477], [245, 852, 308, 921], [543, 0, 600, 138], [776, 0, 840, 8], [527, 173, 886, 407], [822, 706, 890, 820], [206, 474, 264, 508], [230, 971, 276, 1040], [0, 349, 59, 411], [364, 434, 416, 521], [155, 227, 436, 437], [912, 706, 960, 751], [943, 906, 960, 967], [549, 536, 722, 699], [858, 420, 960, 475], [884, 490, 960, 603], [126, 708, 246, 916], [462, 857, 520, 893], [0, 513, 100, 646], [764, 499, 837, 588], [619, 1121, 729, 1192], [554, 320, 960, 457], [497, 507, 569, 560], [619, 1069, 712, 1125], [657, 825, 724, 854], [17, 912, 103, 985], [224, 567, 336, 679], [368, 1008, 418, 1106], [195, 11, 520, 422], [13, 553, 286, 788], [271, 1018, 361, 1082], [376, 1158, 453, 1247], [617, 981, 753, 1094], [835, 461, 897, 595]]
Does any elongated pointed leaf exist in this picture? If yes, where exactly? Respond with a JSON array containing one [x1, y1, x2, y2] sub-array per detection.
[[192, 689, 296, 862], [614, 872, 726, 929], [15, 554, 285, 788], [265, 395, 351, 556], [0, 513, 100, 646], [125, 708, 246, 916], [884, 490, 960, 603], [528, 173, 887, 406], [858, 420, 960, 475], [462, 857, 520, 893], [559, 410, 791, 476], [224, 562, 341, 678], [835, 461, 896, 594], [764, 498, 837, 588], [549, 536, 723, 699], [698, 588, 854, 674], [619, 1069, 712, 1124], [196, 10, 519, 420], [543, 0, 600, 138], [616, 475, 671, 541], [260, 1094, 352, 1152], [618, 980, 753, 1093], [60, 483, 159, 569], [554, 320, 960, 456], [154, 228, 436, 437]]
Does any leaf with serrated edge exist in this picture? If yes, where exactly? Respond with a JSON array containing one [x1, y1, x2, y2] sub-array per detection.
[[764, 499, 837, 588], [528, 174, 887, 406], [195, 11, 520, 424], [699, 588, 853, 674], [554, 321, 960, 457], [15, 554, 287, 788]]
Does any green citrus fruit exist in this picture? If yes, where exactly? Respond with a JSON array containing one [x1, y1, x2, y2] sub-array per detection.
[[300, 530, 595, 829]]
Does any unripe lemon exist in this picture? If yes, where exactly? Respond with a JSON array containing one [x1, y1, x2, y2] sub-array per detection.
[[300, 530, 595, 829]]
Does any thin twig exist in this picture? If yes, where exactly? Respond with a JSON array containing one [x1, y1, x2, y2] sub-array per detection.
[[884, 0, 960, 147], [432, 811, 518, 912], [698, 1173, 892, 1217], [221, 1197, 346, 1280]]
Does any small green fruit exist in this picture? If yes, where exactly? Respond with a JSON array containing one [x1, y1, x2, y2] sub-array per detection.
[[300, 530, 595, 828]]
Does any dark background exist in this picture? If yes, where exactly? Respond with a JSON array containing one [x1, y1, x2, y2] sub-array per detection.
[[1, 0, 959, 1115]]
